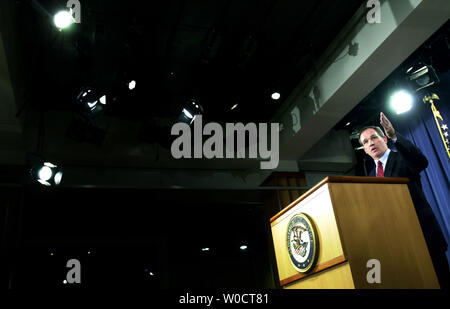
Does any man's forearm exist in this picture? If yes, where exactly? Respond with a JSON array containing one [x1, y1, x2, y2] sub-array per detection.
[[394, 133, 428, 171]]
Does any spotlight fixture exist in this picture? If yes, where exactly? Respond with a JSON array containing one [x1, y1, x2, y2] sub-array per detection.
[[390, 90, 414, 115], [128, 80, 136, 90], [179, 99, 204, 125], [406, 63, 439, 92], [76, 87, 107, 117], [30, 162, 63, 186], [53, 10, 74, 30], [271, 92, 281, 100], [240, 245, 248, 251]]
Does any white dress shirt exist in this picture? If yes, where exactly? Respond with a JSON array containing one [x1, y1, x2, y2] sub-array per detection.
[[374, 148, 391, 173]]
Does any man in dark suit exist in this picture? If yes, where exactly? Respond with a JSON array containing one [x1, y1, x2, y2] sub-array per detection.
[[358, 112, 449, 289]]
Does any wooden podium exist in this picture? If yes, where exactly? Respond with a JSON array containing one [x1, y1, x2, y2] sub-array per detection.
[[270, 176, 440, 289]]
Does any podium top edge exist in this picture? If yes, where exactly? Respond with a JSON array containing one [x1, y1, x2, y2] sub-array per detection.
[[269, 176, 410, 224], [324, 176, 410, 184]]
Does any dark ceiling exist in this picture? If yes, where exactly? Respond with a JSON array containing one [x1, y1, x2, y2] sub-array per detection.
[[17, 0, 363, 128]]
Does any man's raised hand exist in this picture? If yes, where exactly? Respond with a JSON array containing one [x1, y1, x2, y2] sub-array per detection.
[[380, 112, 397, 139]]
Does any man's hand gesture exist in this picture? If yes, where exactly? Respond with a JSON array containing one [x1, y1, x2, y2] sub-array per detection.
[[380, 112, 397, 139]]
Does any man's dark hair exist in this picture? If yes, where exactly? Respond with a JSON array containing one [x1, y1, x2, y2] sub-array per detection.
[[358, 126, 385, 145]]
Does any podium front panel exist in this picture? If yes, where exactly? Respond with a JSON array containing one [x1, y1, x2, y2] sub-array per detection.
[[271, 184, 352, 288]]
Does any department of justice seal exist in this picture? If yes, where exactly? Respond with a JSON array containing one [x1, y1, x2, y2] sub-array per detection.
[[286, 213, 319, 273]]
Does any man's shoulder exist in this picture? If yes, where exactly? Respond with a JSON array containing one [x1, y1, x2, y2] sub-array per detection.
[[394, 133, 419, 150], [387, 149, 398, 157]]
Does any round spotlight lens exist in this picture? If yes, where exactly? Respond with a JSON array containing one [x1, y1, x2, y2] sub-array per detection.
[[54, 11, 74, 29], [390, 90, 413, 115], [416, 75, 430, 87], [128, 80, 136, 90], [271, 92, 281, 100], [38, 166, 53, 181]]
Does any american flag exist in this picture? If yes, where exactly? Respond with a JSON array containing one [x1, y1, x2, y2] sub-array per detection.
[[439, 121, 449, 148], [425, 94, 450, 159], [431, 101, 450, 159]]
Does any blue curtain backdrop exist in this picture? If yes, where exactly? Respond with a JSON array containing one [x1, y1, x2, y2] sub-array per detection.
[[392, 71, 450, 265]]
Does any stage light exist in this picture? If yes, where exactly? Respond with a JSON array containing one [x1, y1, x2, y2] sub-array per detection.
[[202, 247, 210, 252], [31, 162, 63, 186], [76, 87, 107, 117], [231, 103, 238, 110], [54, 10, 74, 30], [240, 245, 248, 250], [271, 92, 281, 100], [179, 99, 204, 125], [128, 80, 136, 90], [407, 63, 439, 92], [390, 90, 413, 115]]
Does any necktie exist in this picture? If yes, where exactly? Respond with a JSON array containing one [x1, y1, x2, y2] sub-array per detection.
[[377, 161, 384, 177]]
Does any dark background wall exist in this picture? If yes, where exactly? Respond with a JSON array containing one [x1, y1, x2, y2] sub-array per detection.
[[2, 185, 276, 289]]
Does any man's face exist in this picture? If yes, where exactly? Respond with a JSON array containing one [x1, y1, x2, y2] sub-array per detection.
[[360, 128, 388, 160]]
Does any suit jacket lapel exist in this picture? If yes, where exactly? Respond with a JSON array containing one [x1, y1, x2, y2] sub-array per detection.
[[366, 160, 376, 177], [384, 150, 396, 177]]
